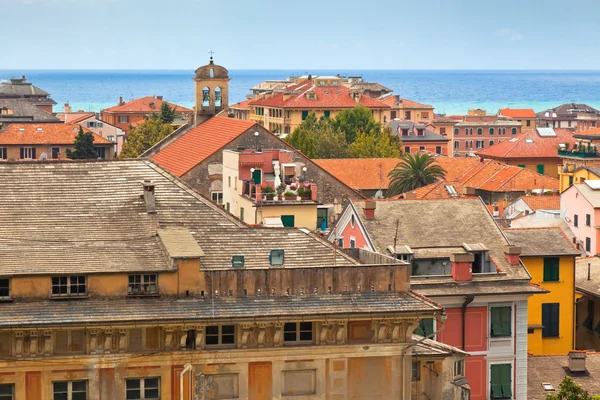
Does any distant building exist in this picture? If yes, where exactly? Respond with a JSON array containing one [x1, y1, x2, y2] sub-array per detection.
[[0, 123, 113, 160], [476, 127, 575, 178], [497, 108, 537, 130], [228, 99, 251, 120], [0, 99, 60, 129], [453, 117, 522, 157], [100, 95, 192, 134], [503, 195, 561, 220], [561, 179, 600, 255], [379, 94, 435, 123], [537, 103, 600, 132], [504, 228, 579, 355], [0, 76, 56, 114], [576, 257, 600, 350], [68, 113, 125, 155], [387, 120, 449, 155], [558, 128, 600, 191]]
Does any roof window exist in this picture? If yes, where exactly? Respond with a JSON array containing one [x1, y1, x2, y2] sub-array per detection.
[[231, 255, 245, 268], [36, 127, 42, 132], [269, 249, 285, 266]]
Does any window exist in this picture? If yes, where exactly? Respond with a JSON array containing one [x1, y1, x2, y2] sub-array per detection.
[[240, 207, 244, 222], [51, 147, 60, 159], [586, 237, 591, 252], [226, 203, 230, 212], [542, 303, 560, 338], [477, 128, 482, 135], [489, 128, 494, 135], [421, 112, 429, 119], [54, 330, 85, 354], [543, 257, 559, 282], [205, 325, 235, 346], [125, 378, 160, 400], [489, 140, 494, 146], [476, 140, 484, 149], [512, 127, 517, 134], [269, 249, 285, 266], [337, 238, 343, 248], [302, 111, 309, 120], [404, 146, 411, 153], [526, 120, 531, 127], [93, 147, 106, 159], [281, 215, 295, 227], [20, 147, 35, 160], [436, 146, 442, 154], [586, 214, 591, 226], [574, 214, 578, 227], [401, 129, 409, 136], [490, 364, 512, 399], [454, 141, 459, 149], [52, 276, 86, 297], [490, 306, 511, 337], [0, 279, 10, 298], [391, 111, 397, 119], [323, 110, 330, 119], [454, 128, 459, 136], [412, 361, 420, 381], [0, 384, 13, 400], [350, 238, 356, 248], [584, 300, 594, 331], [417, 129, 424, 136], [119, 116, 129, 123], [128, 274, 157, 295], [518, 164, 525, 168], [419, 146, 425, 151], [128, 327, 160, 351], [284, 322, 313, 343], [454, 359, 465, 378], [440, 127, 446, 135], [537, 164, 544, 174], [211, 192, 223, 204], [53, 380, 87, 400], [0, 148, 7, 160], [231, 255, 244, 268], [414, 318, 434, 337]]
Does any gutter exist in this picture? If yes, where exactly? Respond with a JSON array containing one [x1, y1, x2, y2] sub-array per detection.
[[462, 295, 475, 351], [180, 363, 193, 400]]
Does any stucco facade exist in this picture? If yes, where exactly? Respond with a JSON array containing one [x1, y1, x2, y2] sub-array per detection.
[[561, 183, 600, 255]]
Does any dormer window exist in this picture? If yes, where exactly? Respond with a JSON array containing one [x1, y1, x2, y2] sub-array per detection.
[[270, 250, 285, 266], [51, 276, 86, 297], [401, 129, 409, 136], [128, 274, 157, 295], [417, 129, 424, 136], [0, 279, 10, 299], [307, 92, 316, 100]]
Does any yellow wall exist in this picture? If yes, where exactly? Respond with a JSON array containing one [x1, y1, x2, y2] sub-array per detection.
[[502, 159, 560, 179], [523, 256, 575, 355], [559, 166, 600, 192], [259, 204, 318, 230]]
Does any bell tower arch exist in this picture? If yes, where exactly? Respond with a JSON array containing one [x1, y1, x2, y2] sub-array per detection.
[[193, 55, 230, 125]]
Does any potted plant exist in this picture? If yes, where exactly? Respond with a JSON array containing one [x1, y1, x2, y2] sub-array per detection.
[[284, 191, 296, 200], [297, 188, 312, 200], [263, 185, 275, 200]]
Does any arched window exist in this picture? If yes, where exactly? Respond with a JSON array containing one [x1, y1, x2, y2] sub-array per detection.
[[215, 86, 222, 108], [477, 128, 482, 135], [454, 141, 459, 149], [512, 128, 517, 135], [454, 128, 459, 136], [202, 87, 210, 107], [210, 68, 214, 78], [490, 140, 494, 146], [489, 128, 495, 135]]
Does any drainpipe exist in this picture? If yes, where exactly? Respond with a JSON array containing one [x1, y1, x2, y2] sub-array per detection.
[[180, 363, 193, 400], [462, 295, 475, 351], [401, 311, 447, 400]]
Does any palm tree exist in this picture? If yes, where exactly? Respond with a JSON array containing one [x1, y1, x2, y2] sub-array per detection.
[[387, 153, 447, 196]]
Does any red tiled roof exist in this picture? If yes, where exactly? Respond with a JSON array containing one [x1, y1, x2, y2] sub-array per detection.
[[498, 108, 536, 118], [476, 128, 576, 159], [229, 99, 252, 110], [0, 124, 112, 145], [65, 113, 95, 124], [520, 195, 560, 211], [249, 80, 390, 109], [102, 96, 192, 114], [575, 127, 600, 136], [378, 95, 432, 109], [151, 117, 256, 177]]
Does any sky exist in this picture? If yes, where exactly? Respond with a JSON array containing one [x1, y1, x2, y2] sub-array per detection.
[[2, 0, 600, 70]]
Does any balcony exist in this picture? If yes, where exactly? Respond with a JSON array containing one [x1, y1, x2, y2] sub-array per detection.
[[558, 149, 599, 158], [243, 181, 318, 204]]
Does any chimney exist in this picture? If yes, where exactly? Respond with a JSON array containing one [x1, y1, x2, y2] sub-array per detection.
[[568, 351, 587, 373], [463, 186, 476, 196], [310, 184, 318, 201], [504, 245, 521, 265], [403, 192, 417, 199], [364, 200, 376, 220], [451, 253, 475, 282], [64, 103, 72, 113], [493, 204, 499, 217], [157, 96, 163, 100], [119, 96, 124, 106], [141, 180, 156, 213]]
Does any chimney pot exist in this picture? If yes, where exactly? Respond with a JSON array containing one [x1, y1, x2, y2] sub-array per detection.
[[141, 180, 156, 213], [157, 96, 163, 100], [568, 351, 587, 372], [504, 245, 521, 265], [364, 200, 376, 220], [451, 252, 475, 282]]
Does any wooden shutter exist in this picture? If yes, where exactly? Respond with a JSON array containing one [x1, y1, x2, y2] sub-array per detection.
[[500, 364, 512, 398], [31, 148, 36, 159], [19, 148, 24, 159], [490, 365, 502, 398], [543, 257, 559, 281], [501, 307, 511, 336], [281, 215, 295, 227]]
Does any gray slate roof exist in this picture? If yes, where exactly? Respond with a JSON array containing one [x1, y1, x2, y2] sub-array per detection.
[[528, 353, 600, 399], [503, 228, 580, 257], [412, 334, 468, 357], [353, 198, 541, 296], [536, 103, 600, 119], [0, 99, 60, 124], [0, 77, 50, 97], [575, 257, 600, 297], [386, 120, 449, 143], [0, 160, 355, 276], [0, 292, 438, 328]]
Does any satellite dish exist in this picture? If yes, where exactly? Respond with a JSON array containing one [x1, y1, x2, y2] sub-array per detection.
[[39, 152, 48, 161], [374, 189, 383, 199]]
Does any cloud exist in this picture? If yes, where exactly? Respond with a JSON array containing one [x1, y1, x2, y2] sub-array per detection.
[[496, 28, 523, 42]]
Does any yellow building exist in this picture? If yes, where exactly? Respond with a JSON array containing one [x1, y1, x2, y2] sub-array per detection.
[[497, 108, 537, 130], [0, 159, 463, 400], [558, 130, 600, 192], [378, 94, 435, 123], [504, 228, 580, 355], [247, 77, 390, 135]]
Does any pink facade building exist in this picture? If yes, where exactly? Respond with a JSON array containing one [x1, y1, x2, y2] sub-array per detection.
[[561, 180, 600, 255]]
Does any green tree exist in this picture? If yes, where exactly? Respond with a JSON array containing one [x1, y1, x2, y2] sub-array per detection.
[[157, 102, 177, 124], [315, 124, 348, 159], [284, 113, 320, 158], [387, 152, 446, 196], [546, 376, 600, 400], [120, 119, 174, 158], [66, 126, 98, 159], [330, 105, 382, 143], [348, 131, 401, 158]]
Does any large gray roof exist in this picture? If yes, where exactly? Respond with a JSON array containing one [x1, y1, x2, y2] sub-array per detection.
[[0, 77, 51, 97], [504, 228, 580, 257], [536, 103, 600, 119], [0, 160, 356, 276], [386, 120, 449, 143], [0, 99, 60, 124]]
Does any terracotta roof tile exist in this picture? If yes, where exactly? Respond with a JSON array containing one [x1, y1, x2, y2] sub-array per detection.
[[498, 108, 536, 118], [64, 113, 95, 124], [476, 128, 576, 159], [0, 124, 112, 145], [151, 117, 256, 177], [249, 80, 390, 109], [102, 96, 192, 114], [229, 99, 253, 110], [520, 195, 561, 211]]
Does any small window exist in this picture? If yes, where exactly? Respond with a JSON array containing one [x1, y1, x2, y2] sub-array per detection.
[[586, 214, 591, 226], [51, 147, 60, 159], [404, 146, 411, 153], [419, 146, 425, 151], [0, 148, 7, 160], [281, 215, 295, 227], [119, 116, 129, 123], [489, 128, 494, 135], [401, 129, 409, 136], [0, 279, 10, 298], [477, 128, 482, 135], [350, 238, 356, 248], [454, 128, 459, 136], [435, 146, 442, 154], [454, 359, 465, 378], [584, 300, 594, 331], [269, 249, 285, 266], [284, 322, 313, 343], [205, 325, 235, 346], [211, 192, 223, 205], [412, 361, 420, 381], [107, 135, 115, 142], [323, 110, 330, 119], [125, 377, 160, 400], [489, 140, 494, 146], [543, 257, 559, 282], [414, 318, 434, 337], [490, 364, 512, 399], [54, 330, 85, 354], [128, 274, 157, 295], [537, 164, 544, 175], [128, 327, 160, 351], [226, 202, 230, 212], [0, 384, 13, 400], [542, 303, 560, 338], [512, 127, 517, 134], [20, 147, 35, 160], [337, 238, 344, 248], [586, 237, 591, 252], [231, 255, 245, 268], [51, 276, 86, 297], [53, 380, 87, 400], [490, 306, 511, 337], [454, 141, 459, 149], [240, 207, 244, 222], [302, 111, 309, 120]]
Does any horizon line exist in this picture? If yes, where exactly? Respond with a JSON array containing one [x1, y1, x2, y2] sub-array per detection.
[[2, 68, 600, 72]]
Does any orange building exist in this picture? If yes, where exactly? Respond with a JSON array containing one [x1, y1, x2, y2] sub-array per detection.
[[497, 108, 537, 130], [379, 95, 435, 122], [387, 120, 449, 155], [100, 96, 192, 133], [0, 123, 113, 160]]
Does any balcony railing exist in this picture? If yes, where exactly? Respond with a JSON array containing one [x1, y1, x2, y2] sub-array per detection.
[[558, 149, 599, 158]]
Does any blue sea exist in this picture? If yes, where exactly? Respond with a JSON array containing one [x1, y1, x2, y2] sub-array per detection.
[[2, 69, 600, 116]]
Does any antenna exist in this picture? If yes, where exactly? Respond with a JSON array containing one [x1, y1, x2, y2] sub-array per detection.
[[393, 219, 399, 257]]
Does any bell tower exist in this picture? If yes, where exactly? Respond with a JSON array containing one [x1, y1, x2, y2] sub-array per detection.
[[193, 54, 230, 125]]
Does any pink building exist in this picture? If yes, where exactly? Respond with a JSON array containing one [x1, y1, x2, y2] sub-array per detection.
[[561, 180, 600, 255], [328, 198, 544, 400]]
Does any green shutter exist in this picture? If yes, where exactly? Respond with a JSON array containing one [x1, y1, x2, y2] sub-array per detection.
[[543, 257, 559, 282], [252, 169, 262, 184], [500, 364, 512, 398], [542, 303, 560, 338], [414, 318, 434, 337], [491, 364, 512, 399], [302, 111, 309, 120], [324, 110, 330, 119], [281, 215, 295, 227], [537, 164, 545, 174], [491, 307, 511, 337], [490, 365, 502, 398], [517, 164, 525, 168]]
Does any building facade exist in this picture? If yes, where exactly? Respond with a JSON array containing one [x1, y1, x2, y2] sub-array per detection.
[[561, 180, 600, 256], [537, 103, 600, 132], [0, 76, 56, 114], [453, 119, 521, 157], [379, 95, 435, 123], [497, 108, 537, 130], [387, 121, 449, 155]]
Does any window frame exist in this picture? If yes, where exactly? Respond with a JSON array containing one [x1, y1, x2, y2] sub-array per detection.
[[51, 275, 87, 297], [541, 303, 560, 338], [205, 325, 236, 347], [269, 249, 285, 266], [21, 147, 35, 160], [127, 274, 158, 296], [412, 361, 420, 381], [283, 321, 314, 344], [0, 148, 6, 160], [454, 359, 465, 379], [125, 377, 160, 400], [211, 191, 224, 205], [574, 214, 578, 227], [490, 363, 512, 399], [586, 214, 591, 226], [586, 237, 591, 252], [52, 380, 87, 400], [543, 257, 560, 282], [0, 279, 10, 299], [0, 384, 13, 400], [119, 115, 129, 124], [490, 306, 512, 337]]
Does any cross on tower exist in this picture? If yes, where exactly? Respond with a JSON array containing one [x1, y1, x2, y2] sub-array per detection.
[[208, 50, 214, 60]]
